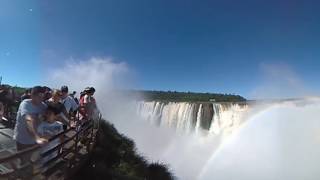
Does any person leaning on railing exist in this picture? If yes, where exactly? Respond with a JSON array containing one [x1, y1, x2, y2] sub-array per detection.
[[46, 89, 71, 130], [13, 86, 48, 164], [79, 87, 99, 121], [36, 104, 63, 165], [60, 86, 79, 116]]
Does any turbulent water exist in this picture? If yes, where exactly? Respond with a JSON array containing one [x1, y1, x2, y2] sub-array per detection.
[[137, 101, 249, 137]]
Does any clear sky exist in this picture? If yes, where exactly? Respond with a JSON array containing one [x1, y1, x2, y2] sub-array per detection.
[[1, 0, 320, 98]]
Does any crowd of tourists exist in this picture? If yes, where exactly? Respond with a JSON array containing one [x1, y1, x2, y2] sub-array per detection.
[[0, 85, 99, 166]]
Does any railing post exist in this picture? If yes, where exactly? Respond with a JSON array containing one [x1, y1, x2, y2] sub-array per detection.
[[74, 116, 80, 156]]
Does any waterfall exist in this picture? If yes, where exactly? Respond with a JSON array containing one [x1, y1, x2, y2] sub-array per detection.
[[137, 101, 249, 136], [195, 104, 203, 134]]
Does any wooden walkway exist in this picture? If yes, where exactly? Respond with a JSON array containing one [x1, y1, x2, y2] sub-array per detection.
[[0, 117, 99, 180]]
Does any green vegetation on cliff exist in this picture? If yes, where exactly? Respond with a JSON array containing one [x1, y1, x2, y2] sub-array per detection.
[[74, 120, 175, 180], [132, 90, 246, 102]]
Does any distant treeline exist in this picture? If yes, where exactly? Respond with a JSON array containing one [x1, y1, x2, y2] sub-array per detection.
[[5, 84, 246, 102], [131, 90, 247, 102]]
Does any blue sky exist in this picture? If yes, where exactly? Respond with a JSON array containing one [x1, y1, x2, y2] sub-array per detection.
[[1, 0, 320, 98]]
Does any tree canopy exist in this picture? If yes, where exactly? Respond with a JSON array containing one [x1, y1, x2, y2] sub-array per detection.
[[132, 90, 246, 102]]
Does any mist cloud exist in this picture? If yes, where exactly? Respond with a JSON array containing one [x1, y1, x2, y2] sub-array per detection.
[[46, 57, 130, 91], [47, 58, 316, 180], [250, 62, 312, 99], [199, 101, 320, 180], [45, 58, 250, 180]]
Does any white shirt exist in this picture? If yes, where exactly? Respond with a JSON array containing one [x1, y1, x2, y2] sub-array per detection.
[[13, 99, 47, 144], [61, 96, 78, 113]]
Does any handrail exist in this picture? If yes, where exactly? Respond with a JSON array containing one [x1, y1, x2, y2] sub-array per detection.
[[41, 146, 72, 168], [0, 112, 100, 179], [41, 122, 93, 157], [0, 144, 40, 164], [0, 120, 94, 163], [48, 126, 75, 142], [0, 127, 76, 164]]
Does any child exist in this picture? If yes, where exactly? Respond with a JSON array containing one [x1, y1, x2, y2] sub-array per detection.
[[37, 105, 64, 165]]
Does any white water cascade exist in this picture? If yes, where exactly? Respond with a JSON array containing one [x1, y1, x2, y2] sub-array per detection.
[[135, 100, 320, 180], [137, 101, 249, 137], [135, 101, 252, 179]]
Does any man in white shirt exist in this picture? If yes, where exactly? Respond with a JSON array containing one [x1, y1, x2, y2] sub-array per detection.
[[60, 86, 79, 114], [13, 86, 48, 165]]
